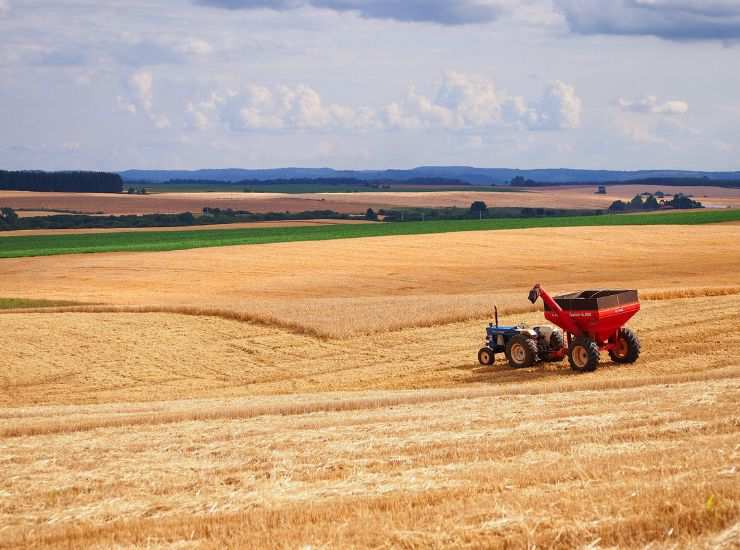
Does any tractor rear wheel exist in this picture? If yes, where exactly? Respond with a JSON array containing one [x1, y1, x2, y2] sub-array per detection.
[[568, 337, 600, 372], [609, 327, 640, 364], [505, 335, 537, 368], [478, 347, 495, 366], [544, 330, 565, 362]]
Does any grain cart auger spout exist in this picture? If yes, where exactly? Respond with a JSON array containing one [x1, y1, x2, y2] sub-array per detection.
[[527, 283, 641, 372], [478, 285, 641, 372]]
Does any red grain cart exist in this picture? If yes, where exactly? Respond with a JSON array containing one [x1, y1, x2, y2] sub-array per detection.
[[528, 284, 641, 372]]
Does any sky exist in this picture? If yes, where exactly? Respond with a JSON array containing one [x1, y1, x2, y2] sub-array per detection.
[[1, 0, 739, 171]]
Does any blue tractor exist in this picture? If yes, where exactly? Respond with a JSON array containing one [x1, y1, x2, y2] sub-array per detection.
[[477, 306, 565, 369]]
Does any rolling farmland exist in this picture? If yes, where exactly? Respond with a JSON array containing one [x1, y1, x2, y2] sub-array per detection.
[[6, 0, 740, 546], [2, 184, 740, 217], [2, 223, 739, 548]]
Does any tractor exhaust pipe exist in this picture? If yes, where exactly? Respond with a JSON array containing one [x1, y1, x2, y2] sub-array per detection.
[[494, 305, 499, 327]]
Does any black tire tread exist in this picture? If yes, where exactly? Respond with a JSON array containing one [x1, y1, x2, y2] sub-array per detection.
[[506, 335, 538, 368], [609, 327, 640, 364], [568, 337, 600, 372], [478, 347, 495, 366]]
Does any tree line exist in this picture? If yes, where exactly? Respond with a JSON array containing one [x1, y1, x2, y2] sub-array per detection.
[[609, 193, 703, 212], [0, 207, 352, 231], [0, 171, 123, 193]]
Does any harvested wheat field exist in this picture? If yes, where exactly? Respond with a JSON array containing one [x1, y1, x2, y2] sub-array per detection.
[[2, 224, 740, 337], [2, 185, 739, 217], [301, 185, 740, 211], [1, 295, 739, 548], [2, 223, 739, 548]]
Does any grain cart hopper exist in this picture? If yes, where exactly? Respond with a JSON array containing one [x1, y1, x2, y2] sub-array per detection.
[[528, 283, 641, 372]]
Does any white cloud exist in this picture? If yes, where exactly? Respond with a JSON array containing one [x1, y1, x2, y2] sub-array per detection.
[[383, 72, 582, 131], [0, 0, 9, 17], [531, 80, 582, 129], [128, 70, 154, 112], [713, 139, 734, 152], [185, 92, 226, 130], [616, 117, 665, 144], [186, 103, 210, 130], [111, 37, 214, 66], [117, 70, 171, 128], [181, 39, 214, 56], [220, 84, 380, 131], [62, 141, 81, 152], [194, 73, 582, 134], [617, 96, 689, 115], [614, 100, 695, 146]]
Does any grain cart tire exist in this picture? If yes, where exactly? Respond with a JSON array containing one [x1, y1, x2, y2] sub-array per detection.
[[478, 347, 495, 366], [609, 327, 640, 364], [568, 337, 600, 372], [545, 330, 565, 362], [506, 335, 538, 368]]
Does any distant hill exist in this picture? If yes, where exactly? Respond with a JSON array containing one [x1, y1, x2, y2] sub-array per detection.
[[120, 167, 740, 185]]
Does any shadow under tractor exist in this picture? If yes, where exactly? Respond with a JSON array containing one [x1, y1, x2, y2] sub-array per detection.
[[478, 284, 641, 372]]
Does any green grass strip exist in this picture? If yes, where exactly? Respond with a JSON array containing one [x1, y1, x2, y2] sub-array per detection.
[[1, 209, 738, 259]]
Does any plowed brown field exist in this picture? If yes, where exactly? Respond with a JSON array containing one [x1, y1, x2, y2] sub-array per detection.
[[1, 223, 739, 548]]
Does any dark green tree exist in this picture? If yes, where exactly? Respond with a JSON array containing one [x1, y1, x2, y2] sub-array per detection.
[[608, 200, 627, 212], [669, 194, 703, 209], [643, 195, 659, 210], [176, 212, 195, 224], [0, 171, 123, 193], [365, 208, 378, 221], [0, 207, 18, 229], [629, 194, 644, 209], [470, 201, 488, 217]]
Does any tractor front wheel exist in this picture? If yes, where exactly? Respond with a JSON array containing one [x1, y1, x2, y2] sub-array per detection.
[[568, 337, 600, 372], [478, 347, 495, 366], [506, 335, 538, 368], [609, 327, 640, 364]]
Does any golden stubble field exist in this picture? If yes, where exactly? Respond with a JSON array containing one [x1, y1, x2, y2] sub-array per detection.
[[3, 224, 740, 337], [1, 224, 739, 548]]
